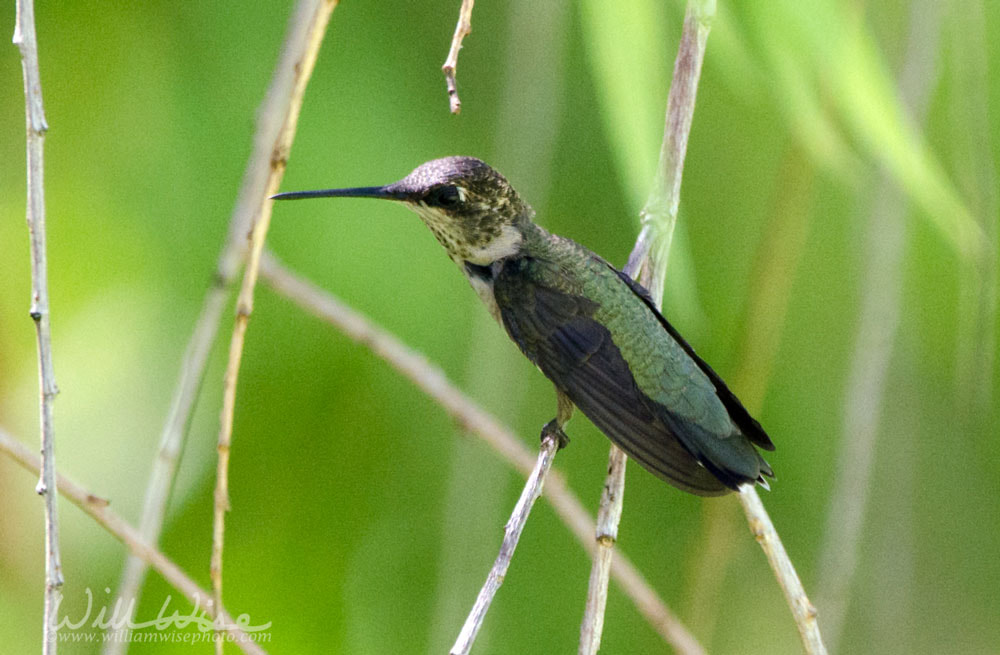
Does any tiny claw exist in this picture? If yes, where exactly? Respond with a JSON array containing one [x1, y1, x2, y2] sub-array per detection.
[[540, 418, 570, 450]]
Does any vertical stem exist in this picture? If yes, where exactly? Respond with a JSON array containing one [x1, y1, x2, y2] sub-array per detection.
[[108, 283, 227, 651], [580, 2, 713, 652], [13, 2, 63, 652]]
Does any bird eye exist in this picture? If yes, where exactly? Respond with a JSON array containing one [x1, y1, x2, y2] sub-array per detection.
[[430, 185, 462, 207]]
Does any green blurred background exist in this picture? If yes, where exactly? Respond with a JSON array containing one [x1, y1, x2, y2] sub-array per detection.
[[2, 0, 998, 653]]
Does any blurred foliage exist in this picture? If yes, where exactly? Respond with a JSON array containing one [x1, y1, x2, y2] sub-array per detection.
[[2, 1, 998, 653]]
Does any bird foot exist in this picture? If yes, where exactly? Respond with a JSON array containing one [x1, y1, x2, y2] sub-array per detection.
[[540, 419, 570, 450]]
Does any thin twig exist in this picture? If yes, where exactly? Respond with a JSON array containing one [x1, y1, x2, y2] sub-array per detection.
[[442, 0, 475, 114], [816, 1, 942, 650], [0, 429, 268, 655], [580, 3, 714, 651], [259, 252, 705, 655], [13, 3, 62, 652], [209, 2, 337, 650], [738, 488, 824, 653], [450, 436, 559, 655], [108, 2, 340, 651]]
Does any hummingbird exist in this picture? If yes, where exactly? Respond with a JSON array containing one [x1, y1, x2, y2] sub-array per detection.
[[273, 157, 774, 495]]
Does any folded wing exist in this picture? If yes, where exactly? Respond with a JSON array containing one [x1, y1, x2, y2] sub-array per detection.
[[495, 256, 761, 495]]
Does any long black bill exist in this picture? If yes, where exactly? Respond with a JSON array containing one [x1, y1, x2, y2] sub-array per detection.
[[270, 186, 408, 201]]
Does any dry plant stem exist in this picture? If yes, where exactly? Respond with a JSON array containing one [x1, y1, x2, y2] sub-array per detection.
[[624, 0, 714, 299], [259, 253, 705, 655], [449, 436, 559, 655], [209, 1, 337, 650], [578, 448, 625, 654], [442, 0, 475, 113], [111, 5, 340, 647], [739, 488, 824, 654], [13, 3, 63, 653], [0, 430, 268, 655], [580, 3, 713, 652]]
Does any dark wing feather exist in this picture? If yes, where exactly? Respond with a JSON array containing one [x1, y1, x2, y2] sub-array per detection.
[[495, 262, 730, 495]]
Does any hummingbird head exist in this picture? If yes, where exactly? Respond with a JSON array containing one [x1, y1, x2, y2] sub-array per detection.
[[273, 156, 532, 265]]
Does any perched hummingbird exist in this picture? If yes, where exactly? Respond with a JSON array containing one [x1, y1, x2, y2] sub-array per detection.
[[273, 157, 774, 495]]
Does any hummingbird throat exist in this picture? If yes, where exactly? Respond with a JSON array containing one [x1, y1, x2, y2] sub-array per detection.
[[411, 203, 524, 266]]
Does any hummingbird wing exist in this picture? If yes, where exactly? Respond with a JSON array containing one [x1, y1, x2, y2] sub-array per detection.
[[494, 254, 770, 495]]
